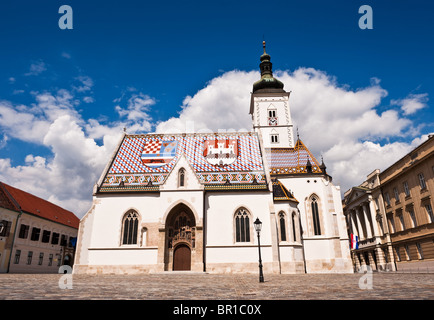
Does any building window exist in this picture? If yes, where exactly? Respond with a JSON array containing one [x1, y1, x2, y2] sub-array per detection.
[[395, 247, 401, 262], [418, 173, 427, 190], [416, 243, 424, 259], [385, 192, 391, 207], [279, 212, 287, 242], [235, 208, 251, 243], [178, 168, 185, 187], [311, 196, 322, 235], [48, 254, 53, 266], [41, 230, 51, 243], [405, 245, 411, 260], [425, 204, 434, 223], [38, 252, 44, 265], [122, 210, 140, 245], [268, 109, 276, 118], [60, 235, 67, 246], [409, 208, 417, 228], [51, 232, 59, 245], [398, 214, 405, 231], [403, 181, 410, 197], [56, 254, 62, 267], [27, 251, 33, 265], [393, 187, 400, 202], [0, 220, 11, 237], [30, 228, 41, 241], [18, 224, 29, 239], [14, 250, 21, 264], [388, 215, 395, 233], [271, 134, 279, 143]]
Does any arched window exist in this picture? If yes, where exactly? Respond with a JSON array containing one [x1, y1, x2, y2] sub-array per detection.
[[311, 196, 321, 235], [235, 208, 251, 242], [122, 210, 139, 245], [178, 168, 185, 187], [279, 212, 287, 241]]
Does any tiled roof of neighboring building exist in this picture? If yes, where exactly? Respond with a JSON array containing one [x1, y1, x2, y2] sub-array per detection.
[[0, 182, 79, 229]]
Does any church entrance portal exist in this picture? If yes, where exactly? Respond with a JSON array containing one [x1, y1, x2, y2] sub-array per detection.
[[164, 203, 196, 271]]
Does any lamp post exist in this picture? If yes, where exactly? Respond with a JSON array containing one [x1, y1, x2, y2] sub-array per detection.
[[254, 218, 264, 283]]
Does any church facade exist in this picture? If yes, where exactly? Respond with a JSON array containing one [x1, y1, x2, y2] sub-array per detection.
[[73, 43, 353, 274]]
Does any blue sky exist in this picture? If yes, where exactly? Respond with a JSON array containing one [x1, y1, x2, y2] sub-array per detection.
[[0, 0, 433, 217]]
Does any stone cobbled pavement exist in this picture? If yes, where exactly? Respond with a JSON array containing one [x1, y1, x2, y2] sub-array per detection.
[[0, 272, 433, 300]]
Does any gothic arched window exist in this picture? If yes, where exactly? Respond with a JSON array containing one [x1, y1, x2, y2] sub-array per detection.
[[279, 212, 287, 242], [311, 197, 322, 235], [179, 168, 185, 187], [122, 210, 140, 245], [235, 208, 251, 243]]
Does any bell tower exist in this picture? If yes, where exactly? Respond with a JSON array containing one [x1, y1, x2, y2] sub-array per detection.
[[249, 41, 294, 148]]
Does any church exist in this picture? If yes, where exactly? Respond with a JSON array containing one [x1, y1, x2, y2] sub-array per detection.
[[73, 42, 353, 274]]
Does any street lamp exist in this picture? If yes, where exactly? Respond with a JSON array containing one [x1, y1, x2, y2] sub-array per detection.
[[254, 218, 264, 283]]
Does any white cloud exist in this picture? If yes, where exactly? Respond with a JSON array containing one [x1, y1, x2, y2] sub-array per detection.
[[73, 75, 94, 93], [83, 96, 94, 103], [391, 93, 429, 115], [61, 52, 71, 59], [24, 60, 47, 76], [115, 92, 155, 132]]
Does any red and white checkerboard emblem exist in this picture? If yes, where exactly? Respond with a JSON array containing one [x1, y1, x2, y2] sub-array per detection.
[[141, 140, 178, 168]]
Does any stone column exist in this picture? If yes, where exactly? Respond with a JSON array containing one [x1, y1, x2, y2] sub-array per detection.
[[355, 207, 366, 240], [350, 210, 359, 238], [361, 203, 373, 239], [367, 197, 381, 237]]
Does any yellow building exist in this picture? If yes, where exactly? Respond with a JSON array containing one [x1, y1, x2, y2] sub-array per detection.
[[344, 135, 434, 272]]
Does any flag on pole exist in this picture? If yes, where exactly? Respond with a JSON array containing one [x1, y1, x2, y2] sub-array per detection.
[[350, 234, 359, 250]]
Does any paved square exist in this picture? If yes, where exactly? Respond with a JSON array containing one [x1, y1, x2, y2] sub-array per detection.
[[0, 272, 433, 300]]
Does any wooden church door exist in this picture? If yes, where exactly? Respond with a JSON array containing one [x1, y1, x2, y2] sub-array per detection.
[[173, 244, 191, 271]]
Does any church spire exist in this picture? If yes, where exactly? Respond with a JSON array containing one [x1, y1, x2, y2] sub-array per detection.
[[252, 41, 285, 93]]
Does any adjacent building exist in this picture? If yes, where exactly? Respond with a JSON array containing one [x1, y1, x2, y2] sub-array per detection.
[[0, 182, 80, 273], [344, 135, 434, 272]]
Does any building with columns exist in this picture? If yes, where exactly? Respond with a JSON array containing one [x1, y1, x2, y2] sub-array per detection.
[[344, 135, 434, 272], [74, 42, 353, 275]]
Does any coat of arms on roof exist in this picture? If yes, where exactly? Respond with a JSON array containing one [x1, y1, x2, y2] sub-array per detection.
[[203, 138, 238, 166], [141, 140, 178, 168]]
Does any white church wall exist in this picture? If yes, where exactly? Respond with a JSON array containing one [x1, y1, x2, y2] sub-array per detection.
[[204, 191, 276, 273]]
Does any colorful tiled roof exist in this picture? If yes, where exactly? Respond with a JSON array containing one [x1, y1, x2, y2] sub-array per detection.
[[99, 132, 268, 192], [0, 182, 80, 229], [265, 139, 323, 175]]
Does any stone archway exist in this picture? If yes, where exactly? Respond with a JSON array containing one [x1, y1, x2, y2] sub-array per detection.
[[162, 203, 203, 271]]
